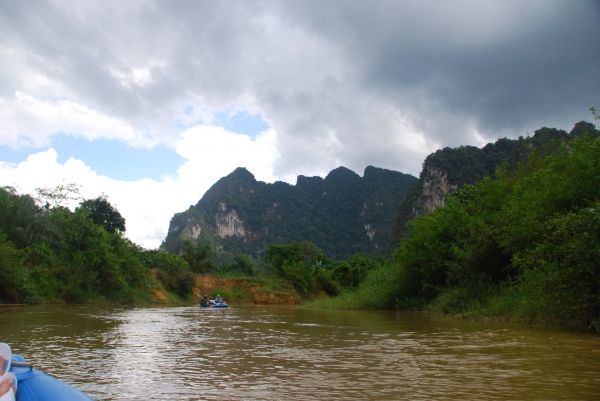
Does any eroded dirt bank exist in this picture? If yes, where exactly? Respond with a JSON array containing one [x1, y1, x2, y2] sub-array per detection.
[[193, 275, 301, 305]]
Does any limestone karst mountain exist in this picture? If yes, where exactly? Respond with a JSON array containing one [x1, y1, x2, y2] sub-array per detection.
[[163, 121, 599, 262], [162, 165, 417, 260]]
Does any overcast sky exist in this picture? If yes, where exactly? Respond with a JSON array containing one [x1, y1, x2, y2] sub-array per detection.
[[1, 0, 599, 248]]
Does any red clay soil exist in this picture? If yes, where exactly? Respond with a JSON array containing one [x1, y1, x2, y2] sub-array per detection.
[[193, 275, 301, 305]]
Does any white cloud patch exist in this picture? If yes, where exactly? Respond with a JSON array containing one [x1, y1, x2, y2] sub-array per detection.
[[176, 125, 278, 186], [108, 60, 168, 88], [0, 126, 279, 249], [0, 92, 140, 148]]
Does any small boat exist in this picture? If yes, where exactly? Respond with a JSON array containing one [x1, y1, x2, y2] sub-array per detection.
[[11, 354, 95, 401], [198, 302, 229, 309]]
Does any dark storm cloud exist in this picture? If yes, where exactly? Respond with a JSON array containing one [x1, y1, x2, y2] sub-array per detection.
[[276, 0, 600, 146], [1, 0, 598, 178]]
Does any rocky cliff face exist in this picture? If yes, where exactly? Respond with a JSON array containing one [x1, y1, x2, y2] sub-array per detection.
[[215, 205, 246, 238], [162, 165, 417, 260], [385, 163, 462, 253], [419, 166, 458, 212]]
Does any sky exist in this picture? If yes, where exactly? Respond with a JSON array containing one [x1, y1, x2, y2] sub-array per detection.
[[1, 0, 599, 249]]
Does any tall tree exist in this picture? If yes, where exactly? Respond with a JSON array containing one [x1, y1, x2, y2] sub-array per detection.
[[79, 195, 126, 234], [36, 182, 82, 209], [0, 186, 55, 247]]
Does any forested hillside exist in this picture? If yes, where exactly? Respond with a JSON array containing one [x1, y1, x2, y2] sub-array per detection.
[[388, 121, 600, 251], [162, 166, 417, 260], [388, 132, 600, 326]]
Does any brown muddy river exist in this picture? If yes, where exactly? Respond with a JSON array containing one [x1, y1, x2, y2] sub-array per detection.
[[1, 305, 599, 400]]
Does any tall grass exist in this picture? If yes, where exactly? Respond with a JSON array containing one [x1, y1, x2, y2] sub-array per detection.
[[306, 259, 397, 309]]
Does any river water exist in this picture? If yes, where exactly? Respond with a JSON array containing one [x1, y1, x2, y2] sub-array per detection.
[[1, 305, 599, 400]]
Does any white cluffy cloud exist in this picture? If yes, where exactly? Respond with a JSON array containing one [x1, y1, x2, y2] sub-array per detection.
[[0, 127, 278, 249], [0, 92, 140, 148]]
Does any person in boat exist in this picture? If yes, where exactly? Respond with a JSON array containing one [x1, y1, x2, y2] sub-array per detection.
[[200, 295, 211, 307], [0, 343, 17, 401], [215, 294, 223, 304]]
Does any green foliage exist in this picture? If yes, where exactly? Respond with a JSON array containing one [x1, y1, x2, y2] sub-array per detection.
[[497, 139, 600, 255], [265, 241, 328, 296], [234, 254, 256, 276], [386, 133, 600, 325], [281, 259, 312, 295], [80, 195, 126, 233], [0, 230, 29, 303], [307, 258, 397, 309], [330, 254, 380, 288], [0, 187, 191, 304], [515, 204, 600, 322], [211, 253, 258, 276], [388, 120, 600, 252], [59, 207, 148, 300], [180, 239, 216, 273], [354, 258, 397, 309], [393, 181, 512, 306], [315, 267, 340, 296], [144, 250, 196, 298], [427, 274, 496, 315], [0, 187, 56, 247]]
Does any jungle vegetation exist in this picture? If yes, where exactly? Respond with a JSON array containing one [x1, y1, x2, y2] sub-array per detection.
[[0, 187, 196, 304], [309, 130, 600, 331], [388, 121, 600, 249], [1, 117, 598, 333]]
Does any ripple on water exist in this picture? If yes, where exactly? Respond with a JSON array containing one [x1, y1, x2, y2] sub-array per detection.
[[1, 305, 599, 400]]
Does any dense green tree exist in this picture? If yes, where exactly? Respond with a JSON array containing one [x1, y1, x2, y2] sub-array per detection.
[[80, 195, 126, 234], [0, 187, 55, 247], [0, 187, 194, 304], [50, 207, 128, 301], [144, 250, 195, 298], [0, 230, 28, 303], [388, 133, 600, 323], [265, 241, 328, 295], [388, 121, 600, 252], [331, 254, 379, 288], [515, 204, 600, 323], [180, 239, 216, 273], [233, 254, 256, 276]]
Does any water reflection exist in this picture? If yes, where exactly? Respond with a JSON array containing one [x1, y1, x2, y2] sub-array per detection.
[[1, 305, 599, 400]]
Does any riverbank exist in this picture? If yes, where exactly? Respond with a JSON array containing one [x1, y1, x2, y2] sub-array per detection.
[[305, 287, 599, 334], [192, 275, 301, 305], [146, 274, 301, 306]]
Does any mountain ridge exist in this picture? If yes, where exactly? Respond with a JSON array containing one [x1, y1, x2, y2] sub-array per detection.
[[162, 165, 418, 260]]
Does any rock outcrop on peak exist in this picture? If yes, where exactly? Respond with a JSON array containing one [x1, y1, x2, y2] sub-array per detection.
[[162, 166, 417, 260]]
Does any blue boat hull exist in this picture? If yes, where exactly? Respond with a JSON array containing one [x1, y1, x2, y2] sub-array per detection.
[[11, 355, 95, 401], [199, 303, 229, 309]]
